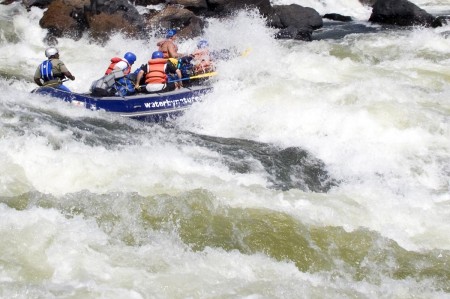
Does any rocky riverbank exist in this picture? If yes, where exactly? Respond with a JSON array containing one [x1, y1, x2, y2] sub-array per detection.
[[1, 0, 448, 44]]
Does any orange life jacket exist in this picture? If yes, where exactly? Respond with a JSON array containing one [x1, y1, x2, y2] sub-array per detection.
[[144, 58, 167, 84], [105, 57, 131, 75]]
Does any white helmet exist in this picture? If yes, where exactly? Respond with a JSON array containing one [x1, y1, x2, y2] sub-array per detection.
[[45, 47, 59, 58]]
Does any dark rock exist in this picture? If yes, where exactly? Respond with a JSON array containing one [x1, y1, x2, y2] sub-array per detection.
[[81, 0, 146, 42], [134, 0, 164, 5], [269, 4, 323, 30], [277, 29, 309, 41], [39, 0, 89, 41], [175, 0, 207, 10], [87, 12, 142, 41], [369, 0, 440, 27], [433, 15, 449, 27], [275, 26, 300, 39], [206, 0, 272, 17], [145, 5, 204, 38], [22, 0, 52, 9], [269, 4, 322, 41], [192, 134, 338, 192], [182, 14, 204, 37], [86, 0, 142, 24], [0, 0, 16, 4], [18, 0, 324, 43], [323, 13, 352, 22], [275, 25, 314, 41], [358, 0, 377, 6]]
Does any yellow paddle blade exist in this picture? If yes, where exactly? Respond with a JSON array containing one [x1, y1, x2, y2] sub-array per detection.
[[190, 72, 217, 79], [241, 48, 252, 57]]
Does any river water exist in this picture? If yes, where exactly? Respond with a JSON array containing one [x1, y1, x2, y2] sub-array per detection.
[[0, 0, 449, 298]]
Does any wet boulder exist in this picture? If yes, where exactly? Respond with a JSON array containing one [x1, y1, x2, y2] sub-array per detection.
[[39, 0, 89, 40], [204, 0, 272, 17], [323, 13, 352, 22], [174, 0, 208, 14], [369, 0, 441, 27], [22, 0, 52, 9], [21, 0, 326, 43], [269, 4, 323, 41], [83, 0, 145, 41], [86, 12, 142, 41], [133, 0, 164, 5], [85, 0, 143, 25], [145, 5, 204, 39], [434, 15, 449, 27]]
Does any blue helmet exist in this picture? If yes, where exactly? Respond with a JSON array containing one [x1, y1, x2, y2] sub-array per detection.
[[197, 40, 208, 49], [166, 29, 177, 38], [151, 51, 164, 59], [124, 52, 136, 64]]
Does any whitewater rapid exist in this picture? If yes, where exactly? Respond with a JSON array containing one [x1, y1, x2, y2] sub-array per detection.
[[1, 0, 450, 298]]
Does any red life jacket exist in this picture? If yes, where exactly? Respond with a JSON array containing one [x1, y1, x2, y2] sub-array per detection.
[[145, 58, 167, 84], [105, 57, 131, 75]]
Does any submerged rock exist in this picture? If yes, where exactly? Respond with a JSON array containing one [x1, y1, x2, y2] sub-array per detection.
[[323, 13, 352, 22], [193, 134, 338, 192]]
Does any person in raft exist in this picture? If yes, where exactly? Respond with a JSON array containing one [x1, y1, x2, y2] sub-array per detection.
[[191, 39, 215, 75], [134, 51, 183, 93], [105, 52, 136, 75], [156, 29, 185, 59], [34, 47, 75, 91]]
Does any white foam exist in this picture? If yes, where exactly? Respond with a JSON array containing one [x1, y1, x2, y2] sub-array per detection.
[[1, 3, 450, 296]]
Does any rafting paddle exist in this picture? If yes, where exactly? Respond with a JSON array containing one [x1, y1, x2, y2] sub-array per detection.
[[168, 72, 217, 83]]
